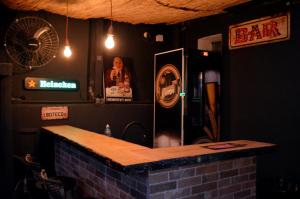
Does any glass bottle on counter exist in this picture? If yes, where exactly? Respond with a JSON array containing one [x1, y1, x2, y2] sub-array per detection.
[[104, 124, 112, 137]]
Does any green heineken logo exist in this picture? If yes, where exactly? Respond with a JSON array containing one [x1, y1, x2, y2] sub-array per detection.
[[25, 77, 79, 91]]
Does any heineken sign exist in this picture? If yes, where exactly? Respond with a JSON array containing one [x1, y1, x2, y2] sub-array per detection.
[[24, 77, 79, 91]]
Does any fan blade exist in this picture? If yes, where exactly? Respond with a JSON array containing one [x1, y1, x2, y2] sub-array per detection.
[[33, 27, 50, 39]]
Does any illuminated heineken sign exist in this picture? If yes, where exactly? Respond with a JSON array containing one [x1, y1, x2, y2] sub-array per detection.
[[39, 80, 76, 89], [25, 77, 79, 91]]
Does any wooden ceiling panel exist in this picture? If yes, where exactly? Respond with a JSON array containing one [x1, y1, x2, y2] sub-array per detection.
[[2, 0, 250, 24]]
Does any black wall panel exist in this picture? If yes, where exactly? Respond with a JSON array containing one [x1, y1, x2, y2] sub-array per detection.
[[184, 1, 300, 184]]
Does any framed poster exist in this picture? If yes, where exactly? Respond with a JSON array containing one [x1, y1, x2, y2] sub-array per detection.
[[104, 56, 133, 102], [154, 48, 184, 148]]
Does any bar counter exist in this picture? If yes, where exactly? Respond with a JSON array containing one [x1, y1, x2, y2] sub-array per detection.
[[42, 125, 275, 199]]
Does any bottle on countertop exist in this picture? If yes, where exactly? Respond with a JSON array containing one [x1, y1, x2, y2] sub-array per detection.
[[104, 124, 111, 137]]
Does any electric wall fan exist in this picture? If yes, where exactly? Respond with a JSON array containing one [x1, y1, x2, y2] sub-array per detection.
[[4, 16, 59, 69]]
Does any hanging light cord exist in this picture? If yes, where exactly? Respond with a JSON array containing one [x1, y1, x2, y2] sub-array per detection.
[[65, 0, 69, 44], [110, 0, 113, 27]]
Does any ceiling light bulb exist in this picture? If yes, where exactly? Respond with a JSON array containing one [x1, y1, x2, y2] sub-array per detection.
[[64, 45, 72, 57], [105, 34, 115, 49]]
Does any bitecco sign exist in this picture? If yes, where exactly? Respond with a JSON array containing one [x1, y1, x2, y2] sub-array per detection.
[[229, 12, 290, 49], [24, 77, 79, 91], [41, 106, 68, 120]]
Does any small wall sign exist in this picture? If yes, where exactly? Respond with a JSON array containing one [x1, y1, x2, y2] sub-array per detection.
[[229, 12, 290, 49], [24, 77, 79, 91], [155, 64, 181, 108], [41, 106, 68, 120]]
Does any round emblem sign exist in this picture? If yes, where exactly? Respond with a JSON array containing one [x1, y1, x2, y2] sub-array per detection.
[[155, 64, 181, 108]]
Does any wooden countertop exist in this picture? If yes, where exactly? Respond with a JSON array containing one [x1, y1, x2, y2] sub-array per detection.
[[42, 125, 275, 167]]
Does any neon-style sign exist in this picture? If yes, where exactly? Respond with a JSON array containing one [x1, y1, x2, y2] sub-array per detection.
[[24, 77, 79, 91]]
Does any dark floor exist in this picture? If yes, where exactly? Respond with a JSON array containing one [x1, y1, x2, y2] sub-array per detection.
[[257, 177, 300, 199]]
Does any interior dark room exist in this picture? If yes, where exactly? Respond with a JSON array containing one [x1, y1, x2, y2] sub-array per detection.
[[1, 0, 300, 199]]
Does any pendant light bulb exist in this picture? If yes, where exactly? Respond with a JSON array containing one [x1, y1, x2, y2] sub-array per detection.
[[105, 34, 115, 49], [64, 45, 72, 57], [64, 0, 72, 58], [105, 0, 115, 49]]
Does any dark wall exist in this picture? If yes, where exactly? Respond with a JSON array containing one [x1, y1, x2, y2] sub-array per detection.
[[12, 103, 153, 156], [183, 1, 300, 183], [3, 11, 90, 101], [103, 21, 177, 101], [0, 64, 13, 199], [227, 4, 300, 182], [0, 5, 15, 197], [1, 7, 174, 103], [0, 3, 174, 161]]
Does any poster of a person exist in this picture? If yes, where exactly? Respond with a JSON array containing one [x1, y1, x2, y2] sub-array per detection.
[[203, 69, 221, 141], [105, 56, 132, 101]]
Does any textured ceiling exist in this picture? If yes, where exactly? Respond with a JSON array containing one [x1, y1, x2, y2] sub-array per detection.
[[2, 0, 250, 24]]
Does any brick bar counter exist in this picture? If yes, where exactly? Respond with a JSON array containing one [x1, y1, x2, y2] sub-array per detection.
[[42, 125, 274, 199]]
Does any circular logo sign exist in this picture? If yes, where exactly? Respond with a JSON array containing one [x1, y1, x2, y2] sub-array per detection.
[[155, 64, 181, 108]]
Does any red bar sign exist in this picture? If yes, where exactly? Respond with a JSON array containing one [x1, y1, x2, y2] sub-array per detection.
[[41, 106, 68, 120], [229, 12, 290, 49]]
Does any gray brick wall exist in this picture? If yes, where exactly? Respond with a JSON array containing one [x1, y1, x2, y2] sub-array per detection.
[[55, 140, 256, 199], [55, 140, 145, 199]]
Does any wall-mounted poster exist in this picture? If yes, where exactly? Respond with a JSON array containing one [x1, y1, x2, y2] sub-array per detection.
[[154, 48, 184, 148], [104, 56, 133, 102]]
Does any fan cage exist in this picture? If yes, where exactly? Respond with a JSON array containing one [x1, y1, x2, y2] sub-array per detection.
[[4, 16, 59, 68]]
